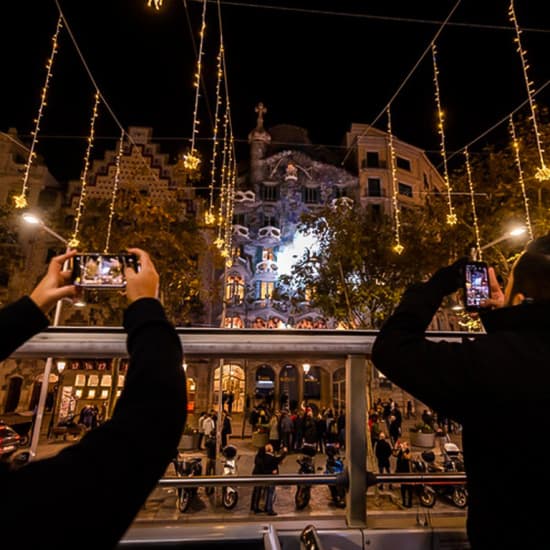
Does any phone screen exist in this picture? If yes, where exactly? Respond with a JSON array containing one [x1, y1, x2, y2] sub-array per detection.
[[72, 253, 138, 289], [464, 261, 490, 311]]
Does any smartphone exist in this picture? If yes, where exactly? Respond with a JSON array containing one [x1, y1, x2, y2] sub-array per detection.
[[464, 261, 490, 311], [300, 525, 324, 550], [71, 253, 139, 289]]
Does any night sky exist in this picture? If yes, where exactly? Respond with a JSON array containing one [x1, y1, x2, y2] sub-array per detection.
[[2, 0, 549, 184]]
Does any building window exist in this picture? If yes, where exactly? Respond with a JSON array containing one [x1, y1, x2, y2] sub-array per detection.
[[367, 178, 381, 197], [260, 184, 279, 202], [233, 213, 246, 226], [262, 214, 278, 227], [303, 187, 320, 204], [333, 187, 348, 199], [263, 248, 275, 261], [423, 173, 429, 189], [259, 281, 274, 299], [366, 152, 380, 168], [369, 204, 382, 219], [398, 182, 413, 198], [225, 275, 245, 303], [396, 157, 411, 171]]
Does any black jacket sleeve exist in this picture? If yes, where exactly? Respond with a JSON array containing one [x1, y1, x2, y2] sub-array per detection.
[[2, 298, 187, 550], [0, 296, 49, 361], [371, 279, 473, 420]]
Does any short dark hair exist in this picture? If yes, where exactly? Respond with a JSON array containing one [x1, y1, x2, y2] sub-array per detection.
[[511, 234, 550, 301]]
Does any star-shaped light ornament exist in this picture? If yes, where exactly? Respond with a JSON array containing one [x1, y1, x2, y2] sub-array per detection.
[[458, 313, 482, 332], [204, 210, 216, 226], [14, 194, 28, 209], [446, 213, 457, 225], [392, 243, 404, 255], [535, 165, 550, 182], [68, 238, 80, 249], [214, 237, 224, 249], [183, 151, 201, 172]]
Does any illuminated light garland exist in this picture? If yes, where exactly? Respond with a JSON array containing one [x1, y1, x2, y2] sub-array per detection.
[[386, 107, 404, 255], [509, 115, 534, 240], [216, 101, 231, 250], [15, 16, 63, 209], [183, 0, 208, 174], [206, 42, 224, 227], [146, 0, 163, 10], [68, 91, 101, 249], [509, 0, 550, 182], [103, 131, 125, 253], [463, 147, 483, 260], [431, 43, 457, 225]]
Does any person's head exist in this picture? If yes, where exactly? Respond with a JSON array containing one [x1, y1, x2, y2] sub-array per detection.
[[265, 443, 273, 453], [379, 432, 386, 440], [505, 234, 550, 306]]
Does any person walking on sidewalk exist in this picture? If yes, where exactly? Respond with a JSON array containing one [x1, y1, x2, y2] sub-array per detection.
[[197, 411, 207, 450], [261, 443, 288, 516]]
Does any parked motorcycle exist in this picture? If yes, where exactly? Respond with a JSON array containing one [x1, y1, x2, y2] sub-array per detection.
[[421, 444, 468, 508], [174, 453, 203, 513], [295, 444, 317, 510], [324, 443, 345, 508], [409, 455, 437, 508], [221, 445, 239, 509]]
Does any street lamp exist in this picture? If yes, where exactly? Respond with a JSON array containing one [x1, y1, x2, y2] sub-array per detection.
[[302, 363, 311, 375], [22, 212, 68, 245], [480, 225, 527, 251]]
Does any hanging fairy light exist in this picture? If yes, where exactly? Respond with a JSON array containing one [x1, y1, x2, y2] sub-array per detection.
[[216, 100, 231, 251], [146, 0, 163, 10], [431, 43, 457, 225], [509, 115, 534, 240], [183, 0, 208, 173], [386, 107, 404, 255], [463, 147, 483, 261], [509, 0, 550, 182], [68, 91, 101, 249], [206, 42, 224, 226], [15, 16, 63, 209], [103, 131, 125, 253]]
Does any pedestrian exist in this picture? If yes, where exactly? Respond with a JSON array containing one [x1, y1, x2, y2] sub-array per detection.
[[197, 411, 207, 450], [371, 235, 550, 548], [279, 409, 293, 451], [204, 433, 217, 495], [261, 442, 288, 516], [374, 432, 393, 491], [0, 248, 187, 549], [221, 411, 232, 449], [202, 411, 215, 441], [227, 390, 235, 415], [250, 444, 266, 513], [394, 441, 413, 507], [268, 410, 280, 451]]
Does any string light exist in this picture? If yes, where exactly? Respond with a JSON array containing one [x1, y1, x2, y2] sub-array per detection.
[[431, 43, 456, 225], [508, 115, 534, 240], [146, 0, 163, 10], [216, 100, 231, 251], [69, 91, 101, 249], [463, 147, 482, 260], [15, 16, 63, 209], [183, 0, 208, 173], [104, 130, 125, 253], [386, 107, 404, 255], [206, 42, 224, 226], [509, 0, 550, 182]]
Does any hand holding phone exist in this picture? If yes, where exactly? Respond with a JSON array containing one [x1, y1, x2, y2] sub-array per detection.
[[71, 253, 139, 289], [463, 261, 491, 311]]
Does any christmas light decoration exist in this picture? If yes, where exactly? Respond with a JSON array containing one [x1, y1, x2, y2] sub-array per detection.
[[508, 115, 534, 240], [183, 0, 208, 174], [509, 0, 550, 182], [103, 131, 124, 253], [431, 43, 457, 225], [15, 16, 63, 209], [146, 0, 163, 10], [464, 147, 482, 260], [206, 42, 224, 226], [386, 107, 404, 255], [68, 91, 101, 249]]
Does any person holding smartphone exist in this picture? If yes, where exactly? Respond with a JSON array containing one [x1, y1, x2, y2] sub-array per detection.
[[371, 234, 550, 549], [0, 247, 187, 549]]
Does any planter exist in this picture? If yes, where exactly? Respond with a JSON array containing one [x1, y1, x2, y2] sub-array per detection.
[[410, 431, 435, 448], [252, 431, 269, 448], [179, 433, 197, 451]]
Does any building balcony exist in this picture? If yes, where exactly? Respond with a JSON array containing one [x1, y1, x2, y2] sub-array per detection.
[[257, 225, 281, 244]]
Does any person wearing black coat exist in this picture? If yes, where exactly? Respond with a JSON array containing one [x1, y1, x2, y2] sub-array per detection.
[[374, 432, 393, 490], [0, 248, 187, 550], [372, 234, 550, 549]]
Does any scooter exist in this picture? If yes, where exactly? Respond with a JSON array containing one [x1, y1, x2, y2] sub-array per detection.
[[324, 443, 345, 508], [421, 444, 468, 508], [221, 445, 239, 509], [409, 455, 437, 508], [295, 444, 316, 510], [174, 453, 203, 513]]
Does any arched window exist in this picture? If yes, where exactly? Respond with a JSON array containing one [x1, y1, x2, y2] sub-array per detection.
[[225, 275, 245, 303], [214, 363, 245, 413]]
